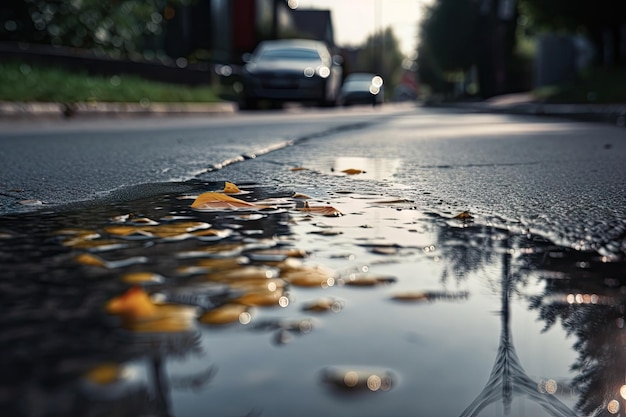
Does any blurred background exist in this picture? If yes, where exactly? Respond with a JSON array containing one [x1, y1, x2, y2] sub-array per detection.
[[0, 0, 625, 105]]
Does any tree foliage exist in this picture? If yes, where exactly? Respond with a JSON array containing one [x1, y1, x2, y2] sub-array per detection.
[[0, 0, 194, 58], [520, 0, 626, 65], [357, 27, 405, 91], [419, 0, 480, 73], [416, 0, 481, 94]]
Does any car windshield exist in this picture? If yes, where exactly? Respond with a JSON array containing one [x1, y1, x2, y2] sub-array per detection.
[[258, 48, 321, 61]]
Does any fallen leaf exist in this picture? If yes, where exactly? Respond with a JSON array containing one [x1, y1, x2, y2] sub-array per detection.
[[75, 253, 108, 268], [290, 167, 308, 171], [104, 225, 153, 238], [199, 304, 250, 325], [292, 193, 312, 199], [106, 286, 157, 318], [297, 201, 342, 217], [105, 286, 196, 332], [233, 288, 287, 307], [281, 264, 336, 288], [454, 211, 474, 220], [341, 168, 365, 175], [121, 272, 164, 284], [302, 297, 343, 312], [191, 192, 257, 210], [84, 363, 124, 385], [223, 181, 241, 194], [390, 292, 430, 302]]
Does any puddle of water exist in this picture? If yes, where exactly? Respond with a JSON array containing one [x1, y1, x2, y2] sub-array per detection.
[[0, 179, 624, 417], [331, 157, 402, 182]]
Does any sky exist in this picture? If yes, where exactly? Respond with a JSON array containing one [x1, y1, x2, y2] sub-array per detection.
[[294, 0, 430, 57]]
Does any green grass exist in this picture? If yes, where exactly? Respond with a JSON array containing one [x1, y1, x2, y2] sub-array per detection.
[[0, 61, 221, 103], [533, 67, 626, 104]]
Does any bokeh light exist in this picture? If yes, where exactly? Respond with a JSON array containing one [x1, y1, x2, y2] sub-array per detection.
[[343, 371, 358, 387]]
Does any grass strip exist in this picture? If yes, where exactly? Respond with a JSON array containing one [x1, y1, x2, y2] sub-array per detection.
[[0, 61, 220, 103]]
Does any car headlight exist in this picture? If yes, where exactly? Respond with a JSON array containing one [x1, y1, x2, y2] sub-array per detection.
[[372, 76, 383, 87], [317, 66, 331, 78], [369, 85, 381, 95], [303, 67, 315, 78]]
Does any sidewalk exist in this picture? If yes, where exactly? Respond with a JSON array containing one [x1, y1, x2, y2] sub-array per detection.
[[0, 101, 236, 118], [425, 92, 626, 127]]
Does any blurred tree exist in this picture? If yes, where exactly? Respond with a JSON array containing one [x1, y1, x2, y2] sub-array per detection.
[[520, 0, 626, 66], [416, 0, 480, 97], [0, 0, 194, 58], [417, 0, 520, 98], [357, 27, 405, 95], [419, 0, 479, 74]]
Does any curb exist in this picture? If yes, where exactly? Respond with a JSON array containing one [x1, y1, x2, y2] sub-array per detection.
[[0, 101, 237, 118], [425, 99, 626, 127]]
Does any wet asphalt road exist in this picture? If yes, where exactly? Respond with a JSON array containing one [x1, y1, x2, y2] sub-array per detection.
[[1, 104, 625, 256]]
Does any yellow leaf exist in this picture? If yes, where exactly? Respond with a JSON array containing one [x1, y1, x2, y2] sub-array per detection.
[[191, 192, 257, 210], [302, 297, 343, 312], [281, 264, 336, 288], [105, 286, 196, 332], [342, 168, 365, 175], [84, 363, 123, 385], [105, 286, 157, 318], [199, 304, 249, 325], [223, 181, 241, 194], [121, 272, 163, 284], [233, 288, 286, 307], [75, 253, 108, 268], [104, 225, 149, 237]]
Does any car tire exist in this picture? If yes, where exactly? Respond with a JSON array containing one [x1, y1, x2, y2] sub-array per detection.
[[238, 96, 258, 111]]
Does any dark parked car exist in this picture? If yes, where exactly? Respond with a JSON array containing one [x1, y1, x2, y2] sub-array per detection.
[[239, 39, 343, 110], [338, 73, 384, 106]]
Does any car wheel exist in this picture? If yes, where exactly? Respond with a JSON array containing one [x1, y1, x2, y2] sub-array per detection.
[[238, 96, 258, 111]]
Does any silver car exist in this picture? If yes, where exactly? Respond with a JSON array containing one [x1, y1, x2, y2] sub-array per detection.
[[338, 73, 384, 107], [239, 39, 343, 110]]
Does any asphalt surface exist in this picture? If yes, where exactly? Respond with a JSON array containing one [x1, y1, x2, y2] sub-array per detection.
[[1, 100, 625, 257]]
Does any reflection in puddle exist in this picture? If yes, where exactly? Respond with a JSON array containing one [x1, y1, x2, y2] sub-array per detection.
[[0, 180, 624, 416], [331, 156, 401, 181]]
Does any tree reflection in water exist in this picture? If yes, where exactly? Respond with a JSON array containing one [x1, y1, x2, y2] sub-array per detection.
[[527, 248, 626, 417], [437, 219, 625, 417]]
